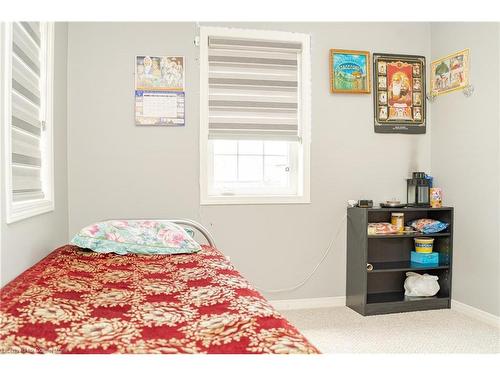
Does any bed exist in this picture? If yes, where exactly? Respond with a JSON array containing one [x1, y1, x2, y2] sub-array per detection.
[[0, 220, 319, 354]]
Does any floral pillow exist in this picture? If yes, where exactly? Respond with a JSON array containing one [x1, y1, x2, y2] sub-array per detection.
[[70, 220, 202, 255]]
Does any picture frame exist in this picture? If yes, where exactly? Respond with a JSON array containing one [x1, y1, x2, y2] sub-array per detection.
[[373, 53, 426, 134], [430, 49, 470, 96], [329, 49, 370, 94]]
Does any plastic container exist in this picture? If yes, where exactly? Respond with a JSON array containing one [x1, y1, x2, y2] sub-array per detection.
[[414, 237, 434, 253], [391, 212, 404, 233], [430, 188, 443, 208], [411, 251, 439, 264]]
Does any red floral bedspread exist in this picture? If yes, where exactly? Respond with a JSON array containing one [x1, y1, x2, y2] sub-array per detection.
[[0, 245, 319, 354]]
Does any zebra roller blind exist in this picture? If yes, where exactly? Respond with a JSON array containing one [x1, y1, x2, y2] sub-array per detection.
[[208, 35, 302, 141], [10, 22, 45, 202]]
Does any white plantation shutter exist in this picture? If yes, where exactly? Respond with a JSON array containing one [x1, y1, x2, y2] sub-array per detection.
[[207, 36, 302, 141], [9, 22, 45, 202]]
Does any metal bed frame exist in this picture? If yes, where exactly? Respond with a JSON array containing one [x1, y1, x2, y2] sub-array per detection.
[[168, 219, 216, 247], [107, 218, 216, 247]]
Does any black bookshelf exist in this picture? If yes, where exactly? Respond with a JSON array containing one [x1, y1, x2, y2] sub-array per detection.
[[346, 206, 453, 316]]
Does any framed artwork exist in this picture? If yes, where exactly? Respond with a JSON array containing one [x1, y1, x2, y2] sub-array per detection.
[[431, 49, 470, 96], [373, 53, 426, 134], [329, 49, 370, 94]]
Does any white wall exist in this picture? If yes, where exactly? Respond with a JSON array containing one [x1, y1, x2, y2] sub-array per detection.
[[0, 23, 69, 286], [430, 22, 500, 317], [67, 22, 431, 300]]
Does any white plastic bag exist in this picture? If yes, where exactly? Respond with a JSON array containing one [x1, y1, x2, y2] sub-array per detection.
[[404, 272, 440, 297]]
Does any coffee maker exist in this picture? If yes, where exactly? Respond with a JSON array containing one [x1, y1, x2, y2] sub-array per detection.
[[407, 172, 431, 207]]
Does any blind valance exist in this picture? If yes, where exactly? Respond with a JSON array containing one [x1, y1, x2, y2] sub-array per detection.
[[207, 35, 302, 141]]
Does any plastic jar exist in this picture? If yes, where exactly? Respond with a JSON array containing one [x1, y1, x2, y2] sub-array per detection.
[[414, 237, 434, 253], [391, 212, 404, 233]]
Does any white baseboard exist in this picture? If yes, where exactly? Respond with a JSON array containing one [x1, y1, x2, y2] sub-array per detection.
[[269, 296, 345, 311], [451, 299, 500, 329]]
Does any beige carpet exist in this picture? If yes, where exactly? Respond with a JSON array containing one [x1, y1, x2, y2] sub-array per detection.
[[279, 307, 500, 353]]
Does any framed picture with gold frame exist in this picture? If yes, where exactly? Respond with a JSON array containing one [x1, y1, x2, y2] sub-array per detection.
[[329, 49, 370, 94], [431, 49, 470, 96], [373, 53, 426, 134]]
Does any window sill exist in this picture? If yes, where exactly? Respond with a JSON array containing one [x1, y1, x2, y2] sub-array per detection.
[[200, 194, 311, 206], [6, 199, 55, 224]]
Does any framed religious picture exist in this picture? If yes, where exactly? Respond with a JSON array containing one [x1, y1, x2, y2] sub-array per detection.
[[431, 49, 470, 96], [329, 49, 370, 94], [373, 53, 426, 134]]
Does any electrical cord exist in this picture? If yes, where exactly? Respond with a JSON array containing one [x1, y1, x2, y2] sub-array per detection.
[[198, 204, 347, 294], [254, 213, 347, 293]]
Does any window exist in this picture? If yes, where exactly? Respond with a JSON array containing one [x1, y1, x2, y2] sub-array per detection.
[[209, 140, 298, 196], [1, 22, 55, 223], [199, 27, 311, 204]]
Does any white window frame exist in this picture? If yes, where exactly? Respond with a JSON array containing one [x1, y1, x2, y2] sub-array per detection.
[[1, 22, 55, 223], [207, 140, 300, 197], [199, 26, 311, 205]]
